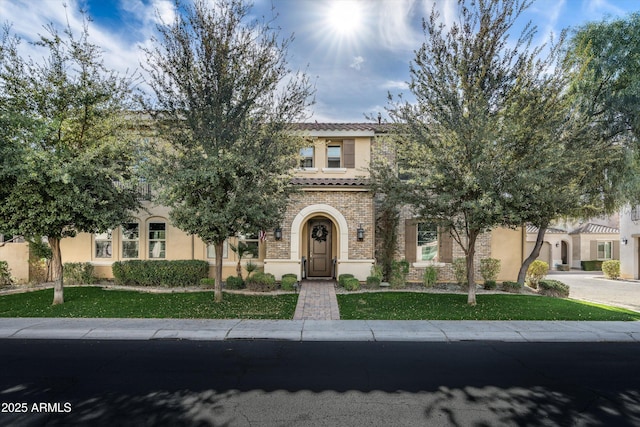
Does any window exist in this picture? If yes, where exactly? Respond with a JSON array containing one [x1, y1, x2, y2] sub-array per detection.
[[327, 144, 342, 168], [121, 223, 139, 258], [207, 240, 229, 259], [417, 223, 438, 261], [300, 147, 314, 168], [149, 223, 166, 258], [95, 230, 112, 258], [239, 232, 259, 258], [597, 241, 612, 260]]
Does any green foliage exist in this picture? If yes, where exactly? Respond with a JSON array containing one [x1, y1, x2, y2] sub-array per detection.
[[140, 0, 313, 302], [62, 263, 96, 285], [27, 238, 52, 261], [452, 258, 468, 286], [224, 276, 244, 290], [538, 280, 570, 298], [245, 260, 258, 277], [245, 272, 277, 292], [342, 277, 361, 291], [280, 276, 297, 291], [230, 241, 259, 280], [0, 261, 12, 286], [581, 260, 604, 271], [370, 264, 384, 281], [338, 274, 355, 287], [526, 260, 549, 289], [602, 260, 620, 280], [200, 278, 216, 288], [112, 260, 209, 287], [483, 280, 497, 290], [366, 276, 381, 287], [501, 281, 523, 294], [390, 259, 410, 289], [480, 258, 501, 283], [422, 266, 438, 288]]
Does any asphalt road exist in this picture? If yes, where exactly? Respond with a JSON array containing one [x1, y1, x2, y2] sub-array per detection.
[[1, 339, 639, 426], [548, 271, 640, 312]]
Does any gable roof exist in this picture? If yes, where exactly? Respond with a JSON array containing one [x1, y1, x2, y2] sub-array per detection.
[[290, 122, 391, 137], [526, 225, 567, 234], [291, 177, 368, 187], [568, 223, 620, 235]]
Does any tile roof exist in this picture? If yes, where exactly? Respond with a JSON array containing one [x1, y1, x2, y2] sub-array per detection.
[[526, 225, 567, 234], [290, 123, 391, 133], [568, 223, 620, 235], [291, 177, 369, 187]]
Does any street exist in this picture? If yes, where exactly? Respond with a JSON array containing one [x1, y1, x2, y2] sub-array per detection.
[[1, 339, 639, 426], [548, 271, 640, 312]]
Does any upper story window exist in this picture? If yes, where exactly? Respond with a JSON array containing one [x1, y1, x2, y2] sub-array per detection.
[[327, 144, 342, 168], [95, 230, 113, 258], [417, 223, 438, 261], [149, 222, 166, 259], [122, 223, 139, 259], [239, 232, 259, 258], [300, 147, 314, 168]]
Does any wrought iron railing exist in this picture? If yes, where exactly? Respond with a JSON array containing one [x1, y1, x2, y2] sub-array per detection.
[[301, 256, 307, 280]]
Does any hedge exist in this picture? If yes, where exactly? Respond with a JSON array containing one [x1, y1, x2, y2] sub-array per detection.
[[245, 272, 277, 292], [112, 260, 209, 287], [281, 275, 298, 291], [538, 279, 570, 298], [581, 260, 603, 271], [63, 262, 97, 285], [601, 260, 620, 279]]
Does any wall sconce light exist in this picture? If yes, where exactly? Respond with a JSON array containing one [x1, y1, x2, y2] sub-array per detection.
[[274, 227, 282, 241], [555, 242, 560, 248], [357, 224, 364, 241], [622, 237, 628, 245]]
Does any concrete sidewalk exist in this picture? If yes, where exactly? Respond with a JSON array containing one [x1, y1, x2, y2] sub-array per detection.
[[1, 318, 639, 342]]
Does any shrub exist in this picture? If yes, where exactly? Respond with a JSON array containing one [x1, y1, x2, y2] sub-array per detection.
[[581, 260, 603, 271], [480, 258, 501, 283], [225, 276, 244, 289], [338, 274, 355, 287], [245, 272, 276, 292], [0, 261, 12, 286], [370, 264, 384, 280], [538, 279, 570, 298], [483, 280, 497, 290], [343, 277, 361, 291], [366, 276, 381, 287], [112, 260, 209, 287], [422, 266, 438, 288], [526, 260, 549, 289], [452, 258, 467, 286], [63, 262, 96, 285], [390, 259, 410, 288], [602, 260, 620, 280], [502, 281, 522, 293], [281, 275, 297, 291], [245, 260, 258, 277], [200, 278, 215, 288]]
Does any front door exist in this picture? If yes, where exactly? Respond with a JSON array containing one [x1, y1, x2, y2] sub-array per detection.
[[308, 219, 332, 277]]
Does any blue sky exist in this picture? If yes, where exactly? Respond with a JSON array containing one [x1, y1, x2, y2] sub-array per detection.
[[1, 0, 638, 122]]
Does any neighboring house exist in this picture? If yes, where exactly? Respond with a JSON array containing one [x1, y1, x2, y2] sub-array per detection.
[[4, 122, 527, 283], [568, 223, 620, 268], [525, 225, 571, 268], [618, 205, 640, 279]]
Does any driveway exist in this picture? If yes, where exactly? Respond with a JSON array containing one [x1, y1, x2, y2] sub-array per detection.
[[547, 270, 640, 312]]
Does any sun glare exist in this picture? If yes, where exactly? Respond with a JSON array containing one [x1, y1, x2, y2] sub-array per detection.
[[326, 0, 364, 38]]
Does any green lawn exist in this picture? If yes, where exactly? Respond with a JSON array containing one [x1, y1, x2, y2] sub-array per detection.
[[0, 287, 298, 319], [337, 292, 640, 321]]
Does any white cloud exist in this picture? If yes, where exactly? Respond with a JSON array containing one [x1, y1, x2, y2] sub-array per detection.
[[382, 80, 408, 90], [350, 55, 365, 70], [584, 0, 626, 16]]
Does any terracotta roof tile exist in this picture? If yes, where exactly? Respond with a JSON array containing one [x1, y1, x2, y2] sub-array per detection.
[[568, 223, 619, 235], [290, 123, 391, 133], [291, 177, 369, 186], [526, 225, 567, 234]]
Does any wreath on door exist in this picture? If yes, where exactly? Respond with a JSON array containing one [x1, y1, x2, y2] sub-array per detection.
[[312, 224, 328, 242]]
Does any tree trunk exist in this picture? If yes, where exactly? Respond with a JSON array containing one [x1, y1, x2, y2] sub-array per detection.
[[517, 222, 548, 285], [49, 237, 64, 305], [466, 230, 479, 306], [214, 241, 224, 302]]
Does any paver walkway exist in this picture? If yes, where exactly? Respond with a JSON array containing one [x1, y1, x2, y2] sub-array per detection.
[[293, 280, 340, 320]]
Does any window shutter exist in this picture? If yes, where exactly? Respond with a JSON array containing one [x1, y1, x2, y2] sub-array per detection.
[[613, 241, 620, 259], [343, 139, 355, 168], [405, 220, 417, 263], [439, 227, 453, 263], [590, 240, 598, 259]]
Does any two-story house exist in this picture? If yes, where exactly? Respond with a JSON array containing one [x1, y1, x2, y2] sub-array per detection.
[[5, 122, 526, 284]]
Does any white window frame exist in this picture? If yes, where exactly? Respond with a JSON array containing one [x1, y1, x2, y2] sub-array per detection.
[[95, 230, 113, 258], [326, 143, 342, 169], [417, 223, 438, 262], [300, 146, 314, 169], [239, 232, 259, 259], [148, 222, 166, 259], [121, 222, 140, 259], [597, 241, 613, 260], [207, 240, 229, 259]]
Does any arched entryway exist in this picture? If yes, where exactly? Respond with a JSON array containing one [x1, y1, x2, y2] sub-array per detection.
[[561, 241, 568, 265], [306, 216, 335, 277]]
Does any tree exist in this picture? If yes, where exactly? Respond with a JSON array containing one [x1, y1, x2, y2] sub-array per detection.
[[230, 241, 258, 280], [0, 18, 141, 304], [141, 0, 313, 302], [383, 0, 573, 305]]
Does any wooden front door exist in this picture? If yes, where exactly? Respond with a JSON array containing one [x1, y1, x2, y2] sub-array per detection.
[[308, 219, 332, 277]]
